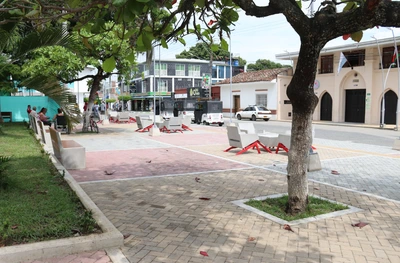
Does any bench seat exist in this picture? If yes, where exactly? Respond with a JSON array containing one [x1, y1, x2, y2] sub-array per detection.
[[49, 127, 86, 169]]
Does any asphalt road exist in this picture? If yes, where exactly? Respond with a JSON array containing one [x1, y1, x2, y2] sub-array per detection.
[[226, 119, 400, 148]]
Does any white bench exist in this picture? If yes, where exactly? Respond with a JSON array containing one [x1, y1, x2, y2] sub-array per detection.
[[135, 115, 153, 132], [161, 117, 183, 133], [224, 125, 269, 155], [49, 127, 86, 169], [117, 112, 130, 123]]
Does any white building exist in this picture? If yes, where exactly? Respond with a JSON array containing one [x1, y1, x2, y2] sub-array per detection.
[[275, 36, 400, 128], [213, 68, 292, 119]]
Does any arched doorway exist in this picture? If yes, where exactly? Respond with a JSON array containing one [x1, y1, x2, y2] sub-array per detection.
[[320, 92, 332, 121], [381, 90, 398, 125]]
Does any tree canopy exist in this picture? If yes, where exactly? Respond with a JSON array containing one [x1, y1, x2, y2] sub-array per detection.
[[247, 59, 290, 71], [176, 42, 247, 66]]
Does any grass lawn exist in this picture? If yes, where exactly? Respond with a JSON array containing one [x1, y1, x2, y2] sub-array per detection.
[[245, 195, 348, 222], [0, 123, 98, 247]]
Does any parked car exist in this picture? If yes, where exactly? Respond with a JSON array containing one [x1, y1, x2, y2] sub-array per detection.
[[236, 105, 272, 121]]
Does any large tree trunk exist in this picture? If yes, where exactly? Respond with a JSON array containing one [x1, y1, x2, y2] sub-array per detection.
[[286, 39, 322, 214], [82, 70, 104, 131]]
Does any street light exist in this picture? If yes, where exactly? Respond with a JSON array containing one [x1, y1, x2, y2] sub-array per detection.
[[387, 27, 400, 131], [229, 33, 233, 123], [371, 36, 386, 128]]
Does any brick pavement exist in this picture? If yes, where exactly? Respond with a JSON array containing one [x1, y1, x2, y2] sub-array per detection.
[[23, 122, 400, 262]]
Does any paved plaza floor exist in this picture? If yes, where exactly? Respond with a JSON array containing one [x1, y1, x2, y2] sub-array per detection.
[[22, 122, 400, 263]]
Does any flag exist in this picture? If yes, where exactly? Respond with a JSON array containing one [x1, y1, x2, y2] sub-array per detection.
[[337, 52, 347, 74], [391, 49, 399, 63]]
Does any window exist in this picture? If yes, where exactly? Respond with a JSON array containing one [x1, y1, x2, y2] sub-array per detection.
[[343, 50, 365, 68], [175, 64, 185, 76], [143, 65, 149, 76], [382, 46, 400, 68], [218, 66, 225, 78], [188, 65, 200, 77], [157, 80, 168, 92], [155, 63, 167, 75], [226, 67, 232, 78], [256, 94, 268, 107], [212, 65, 217, 78], [320, 55, 333, 74], [142, 81, 147, 93]]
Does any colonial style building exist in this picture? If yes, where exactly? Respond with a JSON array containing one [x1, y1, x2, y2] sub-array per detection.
[[275, 36, 400, 127], [213, 68, 292, 120]]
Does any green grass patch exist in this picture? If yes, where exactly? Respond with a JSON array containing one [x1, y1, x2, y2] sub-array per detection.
[[0, 123, 99, 246], [245, 195, 348, 222]]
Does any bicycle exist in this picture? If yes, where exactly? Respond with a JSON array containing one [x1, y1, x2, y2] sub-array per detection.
[[82, 113, 99, 133]]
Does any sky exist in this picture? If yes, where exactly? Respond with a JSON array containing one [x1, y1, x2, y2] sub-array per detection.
[[139, 0, 400, 65]]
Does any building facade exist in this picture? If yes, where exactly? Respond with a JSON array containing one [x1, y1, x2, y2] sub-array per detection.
[[129, 58, 245, 111], [213, 68, 291, 120], [275, 36, 400, 127]]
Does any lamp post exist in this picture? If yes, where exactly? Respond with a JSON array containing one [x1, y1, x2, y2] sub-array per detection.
[[229, 34, 233, 123], [149, 45, 160, 136], [371, 36, 386, 128], [388, 28, 400, 131]]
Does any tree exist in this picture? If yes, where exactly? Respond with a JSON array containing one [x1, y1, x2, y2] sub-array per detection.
[[21, 22, 136, 131], [176, 42, 246, 66], [150, 0, 400, 214], [247, 59, 289, 71], [3, 0, 400, 214]]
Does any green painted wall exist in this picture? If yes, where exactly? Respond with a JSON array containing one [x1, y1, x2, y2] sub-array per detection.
[[0, 96, 59, 122]]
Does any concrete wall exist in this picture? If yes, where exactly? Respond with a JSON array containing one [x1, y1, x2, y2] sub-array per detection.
[[0, 96, 58, 122]]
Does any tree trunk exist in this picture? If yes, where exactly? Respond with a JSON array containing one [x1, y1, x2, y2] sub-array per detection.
[[286, 39, 322, 214], [82, 71, 103, 131]]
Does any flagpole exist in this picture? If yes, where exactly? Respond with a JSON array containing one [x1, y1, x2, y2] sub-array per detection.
[[229, 33, 232, 123], [372, 36, 386, 128], [388, 28, 400, 131]]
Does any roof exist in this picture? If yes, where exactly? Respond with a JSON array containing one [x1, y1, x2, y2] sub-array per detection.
[[216, 68, 290, 85], [276, 36, 400, 60]]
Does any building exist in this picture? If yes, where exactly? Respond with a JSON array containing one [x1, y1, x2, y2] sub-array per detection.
[[275, 36, 400, 127], [213, 68, 291, 119], [129, 58, 245, 111]]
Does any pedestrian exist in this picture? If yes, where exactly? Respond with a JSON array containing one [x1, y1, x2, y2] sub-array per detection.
[[92, 103, 99, 118], [83, 101, 88, 112], [29, 106, 38, 119], [27, 105, 32, 115], [100, 101, 106, 115]]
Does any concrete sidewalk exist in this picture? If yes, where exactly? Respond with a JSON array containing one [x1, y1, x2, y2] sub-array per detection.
[[13, 122, 400, 262]]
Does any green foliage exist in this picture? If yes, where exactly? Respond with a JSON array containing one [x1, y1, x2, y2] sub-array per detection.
[[106, 98, 116, 103], [22, 46, 84, 80], [175, 42, 246, 66], [247, 59, 290, 71], [118, 95, 131, 101], [83, 97, 89, 102]]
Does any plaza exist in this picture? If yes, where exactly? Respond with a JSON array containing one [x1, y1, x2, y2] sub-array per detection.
[[3, 120, 397, 263]]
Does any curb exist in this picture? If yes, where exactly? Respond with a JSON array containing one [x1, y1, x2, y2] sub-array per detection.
[[0, 142, 124, 263]]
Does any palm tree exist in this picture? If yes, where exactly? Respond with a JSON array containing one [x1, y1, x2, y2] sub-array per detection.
[[0, 21, 81, 126]]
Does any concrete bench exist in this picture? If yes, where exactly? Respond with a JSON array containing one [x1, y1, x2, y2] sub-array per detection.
[[0, 111, 12, 122], [49, 127, 86, 169]]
